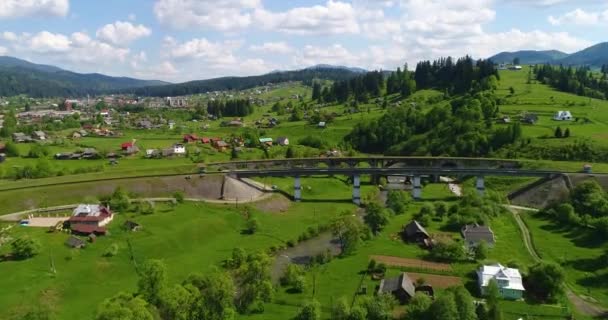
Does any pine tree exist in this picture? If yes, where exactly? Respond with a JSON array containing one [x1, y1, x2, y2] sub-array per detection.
[[564, 128, 570, 138], [312, 83, 322, 101], [554, 127, 563, 138]]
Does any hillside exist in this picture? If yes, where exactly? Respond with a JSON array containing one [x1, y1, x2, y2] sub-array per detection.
[[0, 56, 168, 97], [489, 42, 608, 68], [122, 67, 365, 97], [489, 50, 568, 64]]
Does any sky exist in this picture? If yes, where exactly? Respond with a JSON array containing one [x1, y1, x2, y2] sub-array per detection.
[[0, 0, 606, 83]]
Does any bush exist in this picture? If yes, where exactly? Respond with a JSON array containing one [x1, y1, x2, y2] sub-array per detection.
[[173, 191, 185, 204], [246, 218, 259, 234], [103, 243, 119, 257], [3, 141, 19, 157], [11, 236, 41, 260], [429, 242, 466, 262], [298, 135, 325, 149]]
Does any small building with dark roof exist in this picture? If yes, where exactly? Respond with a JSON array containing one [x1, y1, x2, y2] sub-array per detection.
[[65, 236, 86, 249], [377, 272, 416, 304], [124, 220, 141, 232], [461, 224, 495, 248], [403, 220, 431, 243]]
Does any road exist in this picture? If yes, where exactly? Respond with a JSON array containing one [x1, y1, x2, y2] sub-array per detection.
[[506, 205, 607, 318]]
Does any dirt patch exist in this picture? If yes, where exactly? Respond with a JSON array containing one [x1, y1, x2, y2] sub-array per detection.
[[222, 176, 264, 201], [255, 195, 292, 213], [26, 217, 69, 227], [510, 176, 569, 209], [370, 255, 452, 272], [406, 272, 462, 288]]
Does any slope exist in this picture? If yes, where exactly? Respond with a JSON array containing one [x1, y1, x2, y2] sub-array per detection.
[[489, 50, 568, 64]]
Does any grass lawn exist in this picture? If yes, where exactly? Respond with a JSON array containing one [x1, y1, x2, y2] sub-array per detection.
[[520, 211, 608, 308]]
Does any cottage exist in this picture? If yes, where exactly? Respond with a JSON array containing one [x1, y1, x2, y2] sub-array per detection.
[[65, 236, 86, 249], [522, 113, 539, 124], [478, 264, 525, 299], [461, 224, 495, 248], [12, 132, 31, 143], [276, 137, 289, 146], [68, 204, 113, 236], [137, 120, 153, 129], [124, 220, 141, 232], [32, 131, 46, 140], [71, 131, 82, 139], [201, 137, 211, 144], [173, 144, 186, 155], [403, 220, 431, 244], [183, 134, 199, 143], [318, 121, 326, 128], [377, 272, 416, 304], [213, 140, 229, 151], [259, 137, 273, 146], [553, 111, 573, 121], [82, 148, 99, 159], [162, 148, 175, 157]]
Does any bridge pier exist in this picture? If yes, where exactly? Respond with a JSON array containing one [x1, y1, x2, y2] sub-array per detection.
[[352, 174, 361, 205], [476, 175, 485, 196], [294, 175, 302, 202], [412, 175, 422, 200]]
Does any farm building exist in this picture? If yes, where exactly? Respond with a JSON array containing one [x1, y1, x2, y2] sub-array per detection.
[[124, 220, 141, 232], [12, 132, 32, 143], [213, 140, 229, 152], [32, 131, 46, 140], [522, 113, 538, 124], [68, 204, 114, 236], [259, 138, 273, 146], [461, 224, 495, 248], [276, 137, 289, 146], [65, 236, 86, 249], [377, 272, 416, 304], [173, 144, 186, 155], [553, 111, 573, 121], [183, 134, 199, 143], [403, 220, 431, 246], [477, 263, 525, 300]]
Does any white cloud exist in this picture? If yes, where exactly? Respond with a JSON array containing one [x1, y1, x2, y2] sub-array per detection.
[[28, 31, 71, 53], [1, 32, 18, 42], [548, 8, 608, 26], [254, 1, 360, 35], [154, 0, 261, 31], [294, 44, 364, 67], [167, 38, 243, 66], [249, 42, 293, 54], [0, 0, 69, 19], [0, 46, 8, 55], [96, 21, 151, 46]]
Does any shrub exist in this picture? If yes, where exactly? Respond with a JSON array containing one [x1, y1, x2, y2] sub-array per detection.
[[173, 191, 185, 204], [11, 236, 41, 260], [103, 243, 119, 257]]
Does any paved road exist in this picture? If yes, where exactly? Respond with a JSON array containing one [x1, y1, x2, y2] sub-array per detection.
[[506, 205, 607, 318]]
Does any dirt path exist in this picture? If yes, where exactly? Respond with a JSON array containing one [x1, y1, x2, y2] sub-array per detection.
[[506, 205, 607, 318], [440, 177, 462, 197]]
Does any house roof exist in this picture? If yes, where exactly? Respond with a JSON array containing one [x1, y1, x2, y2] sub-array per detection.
[[121, 142, 133, 148], [462, 224, 495, 244], [378, 272, 416, 298], [477, 263, 525, 291], [65, 236, 86, 248], [276, 137, 288, 143], [404, 220, 430, 239], [124, 220, 140, 230], [259, 138, 273, 143], [71, 224, 107, 235]]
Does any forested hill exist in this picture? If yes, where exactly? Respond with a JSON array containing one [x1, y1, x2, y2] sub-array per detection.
[[0, 56, 168, 98], [489, 42, 608, 68], [120, 67, 365, 97]]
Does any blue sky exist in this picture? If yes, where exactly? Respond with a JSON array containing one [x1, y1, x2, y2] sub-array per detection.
[[0, 0, 606, 83]]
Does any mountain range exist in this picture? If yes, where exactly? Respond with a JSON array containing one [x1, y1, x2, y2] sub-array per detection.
[[0, 56, 168, 98], [489, 42, 608, 67]]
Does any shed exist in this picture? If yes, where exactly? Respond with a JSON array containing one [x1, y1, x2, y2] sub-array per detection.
[[124, 220, 141, 232], [65, 236, 86, 249], [276, 137, 289, 146], [553, 111, 573, 121], [0, 153, 5, 163], [403, 220, 430, 243], [461, 224, 495, 248], [377, 272, 416, 304]]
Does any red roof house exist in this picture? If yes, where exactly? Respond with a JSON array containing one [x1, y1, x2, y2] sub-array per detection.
[[121, 142, 133, 150], [201, 137, 210, 144], [183, 134, 199, 143], [68, 205, 114, 236]]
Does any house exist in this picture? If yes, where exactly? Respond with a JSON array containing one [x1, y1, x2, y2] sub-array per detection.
[[461, 224, 495, 248], [213, 140, 229, 151], [477, 263, 525, 300], [121, 140, 139, 155], [65, 236, 86, 249], [146, 149, 160, 158], [377, 272, 416, 304], [137, 120, 153, 129], [201, 137, 211, 144], [553, 111, 573, 121], [82, 148, 99, 159], [71, 131, 82, 139], [183, 134, 199, 143], [276, 137, 289, 146], [508, 65, 523, 70], [0, 153, 5, 163], [173, 144, 186, 155], [403, 220, 431, 243], [318, 121, 326, 128], [259, 137, 273, 146], [227, 120, 244, 127], [68, 204, 114, 236], [162, 148, 175, 157], [522, 113, 538, 124], [32, 131, 46, 140], [124, 220, 141, 232], [12, 132, 31, 143], [498, 116, 511, 124]]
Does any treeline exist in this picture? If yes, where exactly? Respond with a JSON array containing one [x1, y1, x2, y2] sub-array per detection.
[[207, 99, 254, 118], [345, 93, 521, 156], [535, 64, 608, 100], [125, 68, 363, 97], [312, 56, 498, 105]]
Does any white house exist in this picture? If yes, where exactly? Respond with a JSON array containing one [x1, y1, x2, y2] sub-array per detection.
[[553, 111, 573, 121], [173, 144, 186, 155], [477, 263, 525, 300]]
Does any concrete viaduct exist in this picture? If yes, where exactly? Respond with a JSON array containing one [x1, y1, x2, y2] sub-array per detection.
[[203, 157, 571, 205]]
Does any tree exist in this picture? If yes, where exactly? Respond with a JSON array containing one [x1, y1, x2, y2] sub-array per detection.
[[231, 148, 239, 160], [509, 87, 515, 95], [173, 191, 185, 204], [386, 190, 409, 215], [107, 187, 130, 212], [294, 300, 321, 320], [231, 247, 246, 269], [95, 292, 154, 320], [564, 128, 570, 138], [476, 303, 489, 320], [406, 293, 432, 319], [246, 218, 259, 234], [357, 294, 396, 320], [474, 240, 489, 260], [285, 146, 295, 159], [28, 144, 50, 158], [429, 242, 466, 262], [11, 236, 41, 260], [137, 259, 167, 305], [526, 262, 565, 302], [364, 202, 390, 235], [281, 263, 305, 289], [430, 292, 459, 320], [451, 286, 477, 320], [185, 270, 237, 320], [435, 201, 448, 219], [330, 297, 350, 320], [330, 212, 366, 255], [3, 141, 19, 157], [486, 279, 500, 307], [513, 57, 520, 65], [554, 126, 563, 138], [159, 284, 195, 320], [236, 251, 274, 313], [312, 83, 322, 101]]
